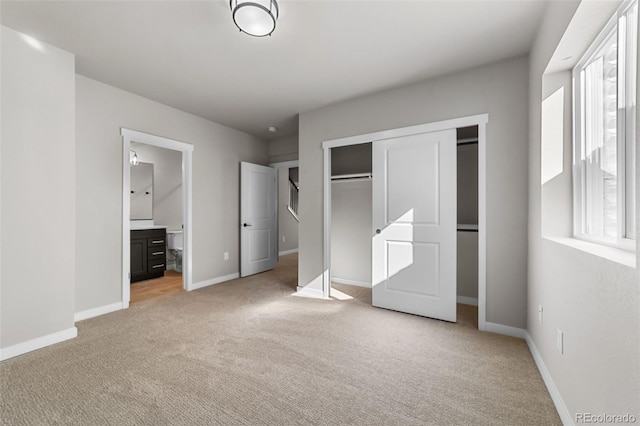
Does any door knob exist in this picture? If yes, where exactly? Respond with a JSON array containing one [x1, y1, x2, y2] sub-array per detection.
[[243, 223, 252, 227]]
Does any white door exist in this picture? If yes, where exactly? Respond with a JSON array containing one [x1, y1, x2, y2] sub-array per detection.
[[240, 162, 278, 277], [372, 129, 457, 322]]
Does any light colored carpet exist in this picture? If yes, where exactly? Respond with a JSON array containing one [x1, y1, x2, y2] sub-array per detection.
[[0, 254, 560, 425]]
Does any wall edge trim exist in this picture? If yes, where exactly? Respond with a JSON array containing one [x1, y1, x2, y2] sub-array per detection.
[[457, 296, 479, 306], [0, 327, 78, 361], [331, 277, 371, 288], [484, 322, 527, 339], [279, 248, 299, 256], [295, 286, 326, 299], [191, 273, 240, 291], [525, 332, 574, 426], [74, 302, 123, 322]]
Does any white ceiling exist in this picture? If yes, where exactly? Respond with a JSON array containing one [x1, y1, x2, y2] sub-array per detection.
[[1, 0, 548, 140]]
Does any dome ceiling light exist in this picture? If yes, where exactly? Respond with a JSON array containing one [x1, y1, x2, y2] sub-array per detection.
[[230, 0, 279, 37]]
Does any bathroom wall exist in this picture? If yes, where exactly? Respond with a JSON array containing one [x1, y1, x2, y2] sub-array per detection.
[[131, 142, 183, 230]]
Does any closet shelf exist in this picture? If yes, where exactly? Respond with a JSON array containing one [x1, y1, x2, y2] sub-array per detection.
[[457, 224, 479, 232]]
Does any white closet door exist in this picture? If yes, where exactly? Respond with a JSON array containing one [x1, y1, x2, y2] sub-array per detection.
[[372, 129, 457, 322]]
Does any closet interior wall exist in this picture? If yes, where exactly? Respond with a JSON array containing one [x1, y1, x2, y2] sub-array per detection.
[[457, 126, 479, 304], [330, 144, 372, 287]]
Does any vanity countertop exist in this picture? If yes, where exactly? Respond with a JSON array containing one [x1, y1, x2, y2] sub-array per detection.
[[130, 223, 167, 231]]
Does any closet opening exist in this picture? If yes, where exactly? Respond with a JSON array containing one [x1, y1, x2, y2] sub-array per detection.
[[456, 126, 479, 328], [322, 115, 487, 329], [330, 143, 373, 304]]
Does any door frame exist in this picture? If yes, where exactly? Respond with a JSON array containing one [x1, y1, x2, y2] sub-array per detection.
[[321, 114, 488, 331], [121, 128, 194, 308]]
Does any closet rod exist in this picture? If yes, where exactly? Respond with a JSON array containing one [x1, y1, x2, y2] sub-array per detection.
[[331, 172, 372, 182], [457, 137, 478, 146]]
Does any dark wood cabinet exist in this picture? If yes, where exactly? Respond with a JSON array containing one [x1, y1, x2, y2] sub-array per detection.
[[130, 228, 166, 283]]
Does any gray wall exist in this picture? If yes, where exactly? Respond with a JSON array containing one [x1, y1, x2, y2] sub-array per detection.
[[299, 56, 530, 328], [1, 26, 76, 348], [457, 144, 478, 225], [331, 180, 372, 285], [331, 144, 372, 176], [457, 232, 478, 300], [528, 0, 640, 418], [278, 168, 299, 254], [268, 135, 298, 163], [76, 75, 267, 313], [131, 142, 183, 230]]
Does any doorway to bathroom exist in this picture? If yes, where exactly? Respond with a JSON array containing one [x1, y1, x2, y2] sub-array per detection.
[[121, 129, 194, 308]]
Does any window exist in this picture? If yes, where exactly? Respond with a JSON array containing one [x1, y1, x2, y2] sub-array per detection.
[[573, 0, 637, 251]]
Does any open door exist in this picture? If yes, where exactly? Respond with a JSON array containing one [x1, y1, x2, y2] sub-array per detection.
[[372, 129, 457, 322], [240, 162, 278, 277]]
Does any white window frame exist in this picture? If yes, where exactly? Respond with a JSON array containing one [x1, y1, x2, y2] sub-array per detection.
[[573, 0, 637, 252]]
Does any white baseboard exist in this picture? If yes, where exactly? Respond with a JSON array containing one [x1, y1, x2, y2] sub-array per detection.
[[457, 296, 479, 306], [279, 248, 299, 256], [0, 327, 78, 361], [75, 302, 123, 322], [294, 286, 326, 299], [525, 332, 573, 426], [331, 277, 371, 288], [190, 273, 239, 291], [484, 322, 527, 339]]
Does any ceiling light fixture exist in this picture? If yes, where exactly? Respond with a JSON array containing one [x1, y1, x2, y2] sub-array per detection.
[[130, 150, 140, 166], [268, 126, 278, 133], [230, 0, 279, 37]]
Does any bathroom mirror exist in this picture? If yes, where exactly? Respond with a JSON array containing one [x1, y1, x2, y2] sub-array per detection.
[[130, 162, 153, 220]]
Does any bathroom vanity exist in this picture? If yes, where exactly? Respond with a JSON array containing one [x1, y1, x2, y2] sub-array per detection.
[[130, 228, 166, 283]]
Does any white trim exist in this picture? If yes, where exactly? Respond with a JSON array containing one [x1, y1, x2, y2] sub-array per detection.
[[295, 286, 327, 299], [484, 322, 527, 339], [182, 149, 194, 291], [269, 160, 299, 169], [121, 128, 194, 306], [190, 273, 240, 291], [331, 277, 371, 288], [74, 302, 123, 322], [477, 121, 487, 331], [321, 114, 489, 330], [0, 327, 77, 361], [456, 296, 479, 306], [526, 333, 574, 426], [322, 146, 331, 299], [544, 236, 635, 268], [279, 248, 299, 256], [321, 114, 489, 149], [121, 128, 194, 152]]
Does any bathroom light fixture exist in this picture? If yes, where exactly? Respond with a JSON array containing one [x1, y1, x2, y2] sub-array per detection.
[[129, 150, 139, 166], [230, 0, 279, 37]]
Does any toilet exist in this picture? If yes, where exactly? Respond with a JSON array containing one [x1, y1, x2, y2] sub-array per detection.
[[167, 230, 183, 273]]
